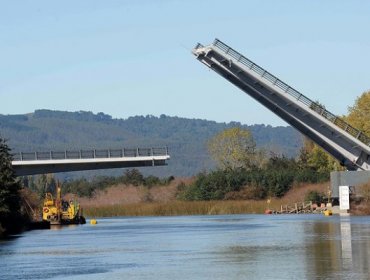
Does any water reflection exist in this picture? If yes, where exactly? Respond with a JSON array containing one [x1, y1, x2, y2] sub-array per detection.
[[304, 219, 341, 279], [1, 215, 370, 280], [305, 216, 370, 280], [50, 224, 78, 231], [340, 217, 352, 270], [348, 218, 370, 279]]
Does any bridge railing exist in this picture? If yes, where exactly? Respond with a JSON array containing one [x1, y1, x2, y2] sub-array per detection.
[[12, 147, 169, 161], [196, 38, 370, 147]]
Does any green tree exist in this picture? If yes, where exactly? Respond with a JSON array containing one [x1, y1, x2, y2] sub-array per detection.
[[0, 137, 23, 237], [346, 90, 370, 136], [298, 137, 343, 172], [26, 174, 57, 199], [208, 127, 259, 170], [180, 169, 248, 201], [307, 145, 330, 172], [121, 169, 144, 186]]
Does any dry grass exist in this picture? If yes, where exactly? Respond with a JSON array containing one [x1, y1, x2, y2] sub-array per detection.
[[66, 179, 187, 207], [84, 200, 270, 217], [351, 180, 370, 215], [278, 182, 329, 205], [76, 181, 331, 217], [359, 180, 370, 203], [351, 202, 370, 215], [19, 188, 43, 220]]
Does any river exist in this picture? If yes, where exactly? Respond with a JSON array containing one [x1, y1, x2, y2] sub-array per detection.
[[0, 214, 369, 280]]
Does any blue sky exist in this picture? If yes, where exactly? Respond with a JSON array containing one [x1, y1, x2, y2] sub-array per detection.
[[1, 0, 369, 126]]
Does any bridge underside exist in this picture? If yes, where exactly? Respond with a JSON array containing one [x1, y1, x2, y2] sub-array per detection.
[[193, 39, 370, 171], [13, 157, 168, 176], [12, 147, 170, 176], [331, 170, 370, 197]]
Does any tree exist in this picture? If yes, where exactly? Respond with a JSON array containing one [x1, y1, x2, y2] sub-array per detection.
[[307, 146, 331, 173], [346, 90, 370, 136], [298, 137, 344, 172], [208, 127, 259, 170], [121, 169, 144, 186], [0, 137, 23, 236], [305, 190, 325, 204]]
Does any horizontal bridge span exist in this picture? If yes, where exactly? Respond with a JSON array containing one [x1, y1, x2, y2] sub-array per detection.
[[12, 147, 170, 176]]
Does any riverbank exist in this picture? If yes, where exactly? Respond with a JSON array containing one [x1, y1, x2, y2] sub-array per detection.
[[19, 180, 370, 220], [83, 199, 370, 218], [84, 200, 274, 217], [82, 182, 330, 217]]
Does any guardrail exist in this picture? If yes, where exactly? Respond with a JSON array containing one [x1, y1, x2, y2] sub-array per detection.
[[195, 39, 370, 147], [13, 147, 169, 161]]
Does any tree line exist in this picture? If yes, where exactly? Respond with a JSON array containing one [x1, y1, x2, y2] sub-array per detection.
[[177, 130, 331, 201], [20, 169, 175, 199]]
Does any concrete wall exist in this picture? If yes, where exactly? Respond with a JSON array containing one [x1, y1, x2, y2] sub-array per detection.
[[330, 171, 370, 197]]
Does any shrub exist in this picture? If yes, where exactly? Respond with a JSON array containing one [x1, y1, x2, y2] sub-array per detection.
[[121, 169, 144, 186], [305, 190, 325, 204], [180, 169, 251, 201], [224, 185, 266, 200], [144, 176, 161, 187], [359, 181, 370, 203], [180, 155, 331, 201]]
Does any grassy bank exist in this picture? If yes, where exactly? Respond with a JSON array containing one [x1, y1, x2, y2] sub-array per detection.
[[81, 182, 330, 217], [83, 200, 284, 217]]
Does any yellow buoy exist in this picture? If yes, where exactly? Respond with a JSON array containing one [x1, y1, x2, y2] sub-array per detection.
[[324, 210, 332, 216], [90, 219, 98, 225]]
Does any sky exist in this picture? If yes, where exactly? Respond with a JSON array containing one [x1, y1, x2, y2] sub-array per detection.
[[1, 0, 370, 126]]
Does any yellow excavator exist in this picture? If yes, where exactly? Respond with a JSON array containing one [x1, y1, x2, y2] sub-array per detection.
[[42, 183, 86, 225]]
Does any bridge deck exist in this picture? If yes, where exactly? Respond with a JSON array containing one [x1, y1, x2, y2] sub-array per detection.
[[193, 39, 370, 171], [12, 147, 170, 176]]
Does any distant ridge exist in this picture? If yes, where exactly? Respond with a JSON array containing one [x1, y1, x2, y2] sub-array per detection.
[[0, 110, 302, 177]]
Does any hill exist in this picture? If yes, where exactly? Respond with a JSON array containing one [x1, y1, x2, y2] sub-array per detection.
[[0, 110, 302, 178]]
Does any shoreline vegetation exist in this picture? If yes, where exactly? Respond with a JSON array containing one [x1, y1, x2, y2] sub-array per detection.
[[23, 166, 370, 220], [78, 181, 332, 218], [70, 178, 370, 217], [83, 200, 274, 217], [82, 182, 370, 218]]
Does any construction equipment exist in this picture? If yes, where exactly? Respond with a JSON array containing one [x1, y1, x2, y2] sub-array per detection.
[[42, 182, 86, 225]]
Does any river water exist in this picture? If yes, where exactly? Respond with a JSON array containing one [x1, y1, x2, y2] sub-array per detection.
[[1, 214, 369, 280]]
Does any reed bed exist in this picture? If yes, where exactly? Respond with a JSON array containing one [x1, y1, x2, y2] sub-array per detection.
[[83, 200, 280, 218], [81, 182, 330, 217]]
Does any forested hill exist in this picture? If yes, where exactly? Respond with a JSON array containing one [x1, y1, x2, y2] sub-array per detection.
[[0, 110, 302, 177]]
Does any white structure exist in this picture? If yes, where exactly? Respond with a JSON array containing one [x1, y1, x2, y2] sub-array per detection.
[[12, 147, 170, 176], [193, 39, 370, 171], [339, 186, 350, 211]]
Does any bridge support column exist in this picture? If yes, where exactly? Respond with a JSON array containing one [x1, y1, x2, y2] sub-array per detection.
[[330, 170, 370, 197]]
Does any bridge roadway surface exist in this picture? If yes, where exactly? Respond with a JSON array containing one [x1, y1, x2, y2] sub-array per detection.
[[12, 147, 170, 176], [193, 39, 370, 171]]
